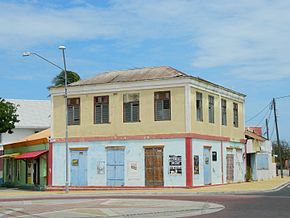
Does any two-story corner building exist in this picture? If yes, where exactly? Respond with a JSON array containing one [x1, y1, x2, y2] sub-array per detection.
[[49, 66, 246, 188]]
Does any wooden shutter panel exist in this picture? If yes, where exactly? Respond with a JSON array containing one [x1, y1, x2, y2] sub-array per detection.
[[73, 105, 80, 124], [102, 104, 109, 123], [68, 106, 73, 125], [95, 104, 102, 124], [132, 103, 139, 122], [155, 99, 163, 120], [124, 103, 131, 122]]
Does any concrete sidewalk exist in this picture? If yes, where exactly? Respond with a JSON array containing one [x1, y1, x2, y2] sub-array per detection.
[[0, 177, 289, 199]]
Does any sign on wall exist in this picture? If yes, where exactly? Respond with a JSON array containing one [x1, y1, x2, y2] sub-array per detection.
[[128, 161, 140, 179], [169, 155, 182, 175], [97, 161, 105, 174]]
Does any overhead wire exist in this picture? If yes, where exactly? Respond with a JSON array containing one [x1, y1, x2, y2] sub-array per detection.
[[255, 103, 272, 127], [246, 101, 272, 123]]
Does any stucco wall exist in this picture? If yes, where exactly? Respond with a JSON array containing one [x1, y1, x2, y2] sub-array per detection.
[[52, 138, 187, 187], [192, 139, 223, 186], [53, 87, 186, 138], [191, 87, 244, 140]]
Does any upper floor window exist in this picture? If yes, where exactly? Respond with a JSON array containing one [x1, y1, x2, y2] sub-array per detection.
[[221, 99, 227, 126], [233, 102, 239, 127], [94, 96, 109, 124], [208, 95, 214, 123], [154, 91, 171, 121], [196, 92, 203, 121], [123, 93, 139, 122], [67, 98, 80, 125]]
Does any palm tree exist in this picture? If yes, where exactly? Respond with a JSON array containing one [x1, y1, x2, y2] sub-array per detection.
[[52, 70, 81, 86]]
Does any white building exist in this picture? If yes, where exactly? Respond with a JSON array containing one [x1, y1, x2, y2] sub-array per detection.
[[245, 127, 276, 181]]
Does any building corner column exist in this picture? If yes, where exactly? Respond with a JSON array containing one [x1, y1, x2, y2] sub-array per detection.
[[47, 142, 53, 186], [186, 137, 193, 187]]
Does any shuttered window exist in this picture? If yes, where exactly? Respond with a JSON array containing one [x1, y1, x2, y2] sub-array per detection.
[[67, 98, 80, 125], [154, 91, 171, 121], [123, 93, 139, 122], [233, 102, 239, 127], [208, 95, 214, 123], [221, 99, 227, 126], [196, 92, 203, 121], [94, 96, 109, 124]]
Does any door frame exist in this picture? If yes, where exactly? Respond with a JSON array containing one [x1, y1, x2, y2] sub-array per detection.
[[226, 153, 234, 183], [106, 147, 125, 186], [70, 149, 88, 186], [203, 146, 211, 185]]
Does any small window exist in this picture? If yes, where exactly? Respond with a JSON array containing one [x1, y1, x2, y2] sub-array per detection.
[[212, 151, 217, 161], [123, 93, 139, 122], [208, 95, 214, 123], [194, 155, 199, 174], [221, 99, 227, 126], [94, 96, 109, 124], [154, 91, 171, 121], [67, 98, 80, 125], [196, 92, 203, 121], [233, 102, 239, 127]]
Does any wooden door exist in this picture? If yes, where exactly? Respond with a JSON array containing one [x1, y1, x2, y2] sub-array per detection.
[[226, 154, 234, 183], [145, 147, 164, 186]]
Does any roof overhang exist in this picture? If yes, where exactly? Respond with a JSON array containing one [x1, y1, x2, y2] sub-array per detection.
[[0, 153, 21, 159], [50, 77, 245, 103], [15, 150, 48, 160], [245, 130, 266, 141]]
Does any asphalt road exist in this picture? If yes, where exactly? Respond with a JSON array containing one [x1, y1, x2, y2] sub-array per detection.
[[0, 184, 289, 217]]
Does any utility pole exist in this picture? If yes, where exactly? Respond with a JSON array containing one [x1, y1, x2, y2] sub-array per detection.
[[265, 118, 269, 140], [273, 98, 283, 178]]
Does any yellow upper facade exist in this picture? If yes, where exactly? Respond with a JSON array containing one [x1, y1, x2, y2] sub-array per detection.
[[50, 66, 245, 141]]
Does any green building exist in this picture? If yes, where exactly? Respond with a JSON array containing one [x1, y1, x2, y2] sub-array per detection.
[[1, 129, 51, 190]]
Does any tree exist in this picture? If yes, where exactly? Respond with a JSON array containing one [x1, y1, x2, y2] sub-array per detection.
[[272, 140, 290, 167], [52, 70, 81, 86], [0, 98, 19, 134]]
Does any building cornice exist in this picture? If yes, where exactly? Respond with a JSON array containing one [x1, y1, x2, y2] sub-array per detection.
[[50, 77, 245, 102], [51, 132, 245, 143]]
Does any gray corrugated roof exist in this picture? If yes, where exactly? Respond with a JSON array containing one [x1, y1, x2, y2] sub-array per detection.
[[64, 66, 245, 97], [6, 99, 50, 129], [70, 66, 189, 86]]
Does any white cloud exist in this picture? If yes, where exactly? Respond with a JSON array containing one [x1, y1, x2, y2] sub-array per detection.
[[1, 0, 290, 80]]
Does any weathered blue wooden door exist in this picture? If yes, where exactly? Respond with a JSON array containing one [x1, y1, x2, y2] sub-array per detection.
[[107, 148, 125, 186], [70, 150, 87, 186], [203, 147, 211, 185]]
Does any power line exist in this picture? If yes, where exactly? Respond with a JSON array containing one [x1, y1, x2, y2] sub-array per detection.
[[246, 101, 271, 123], [255, 104, 272, 127]]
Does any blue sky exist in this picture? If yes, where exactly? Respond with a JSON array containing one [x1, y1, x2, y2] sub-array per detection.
[[0, 0, 289, 142]]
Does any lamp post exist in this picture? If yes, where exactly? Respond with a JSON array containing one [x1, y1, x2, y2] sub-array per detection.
[[23, 47, 69, 193]]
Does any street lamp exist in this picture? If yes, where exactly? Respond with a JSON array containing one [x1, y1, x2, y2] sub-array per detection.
[[22, 47, 69, 193]]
